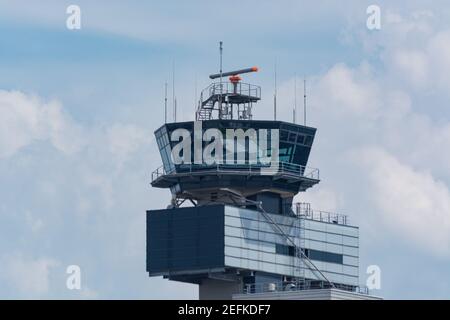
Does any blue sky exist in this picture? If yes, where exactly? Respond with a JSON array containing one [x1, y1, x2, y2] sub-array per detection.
[[1, 0, 450, 299]]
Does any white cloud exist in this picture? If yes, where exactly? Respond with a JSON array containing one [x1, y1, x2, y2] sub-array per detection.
[[82, 173, 115, 211], [352, 147, 450, 257], [355, 9, 450, 93], [261, 42, 450, 263], [294, 11, 450, 261], [107, 123, 152, 167], [0, 254, 59, 297], [0, 89, 184, 299], [0, 90, 84, 158], [0, 90, 155, 166], [388, 30, 450, 91], [312, 63, 381, 117], [0, 91, 43, 157], [390, 50, 429, 86], [304, 59, 450, 179], [295, 187, 342, 213], [25, 211, 44, 233], [264, 62, 382, 123], [428, 31, 450, 90], [0, 0, 351, 44]]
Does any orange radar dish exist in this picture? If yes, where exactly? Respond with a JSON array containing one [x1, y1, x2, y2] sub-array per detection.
[[229, 75, 242, 83]]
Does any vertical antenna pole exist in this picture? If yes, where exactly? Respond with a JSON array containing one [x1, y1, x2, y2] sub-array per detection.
[[304, 77, 307, 126], [172, 61, 176, 122], [294, 75, 297, 124], [164, 81, 168, 123], [220, 41, 223, 83], [219, 41, 223, 119], [274, 59, 277, 121], [195, 74, 198, 117]]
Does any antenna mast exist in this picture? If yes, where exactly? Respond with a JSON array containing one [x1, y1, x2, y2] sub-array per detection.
[[164, 81, 168, 123], [175, 98, 178, 122], [219, 41, 223, 117], [304, 77, 307, 126], [274, 60, 277, 121], [172, 61, 176, 122], [195, 74, 198, 116], [293, 75, 297, 124]]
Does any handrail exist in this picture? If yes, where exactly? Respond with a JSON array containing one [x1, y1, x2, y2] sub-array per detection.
[[151, 161, 320, 182], [199, 81, 261, 108], [294, 203, 349, 225], [241, 281, 369, 295]]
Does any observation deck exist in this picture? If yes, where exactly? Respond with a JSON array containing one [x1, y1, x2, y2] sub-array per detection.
[[151, 161, 320, 197], [153, 119, 320, 198], [196, 76, 260, 120]]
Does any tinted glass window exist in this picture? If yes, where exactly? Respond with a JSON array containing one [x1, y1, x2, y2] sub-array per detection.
[[276, 244, 295, 257], [305, 249, 343, 264]]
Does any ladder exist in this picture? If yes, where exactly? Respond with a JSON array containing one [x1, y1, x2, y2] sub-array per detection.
[[296, 209, 306, 281], [219, 190, 333, 288], [257, 202, 333, 288], [295, 203, 311, 285], [196, 97, 214, 120]]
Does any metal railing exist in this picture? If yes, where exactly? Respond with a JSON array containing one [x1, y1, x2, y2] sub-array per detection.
[[200, 82, 261, 106], [294, 203, 349, 225], [242, 281, 369, 295], [151, 161, 320, 183], [151, 166, 167, 182]]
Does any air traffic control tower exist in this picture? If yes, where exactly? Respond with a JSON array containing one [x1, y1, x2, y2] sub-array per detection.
[[147, 65, 378, 300]]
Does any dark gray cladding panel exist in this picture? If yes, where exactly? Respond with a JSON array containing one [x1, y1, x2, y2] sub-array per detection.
[[146, 205, 225, 275], [248, 192, 283, 214]]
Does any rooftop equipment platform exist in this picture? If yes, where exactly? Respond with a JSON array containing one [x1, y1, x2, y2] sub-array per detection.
[[196, 67, 261, 120], [233, 287, 381, 300]]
